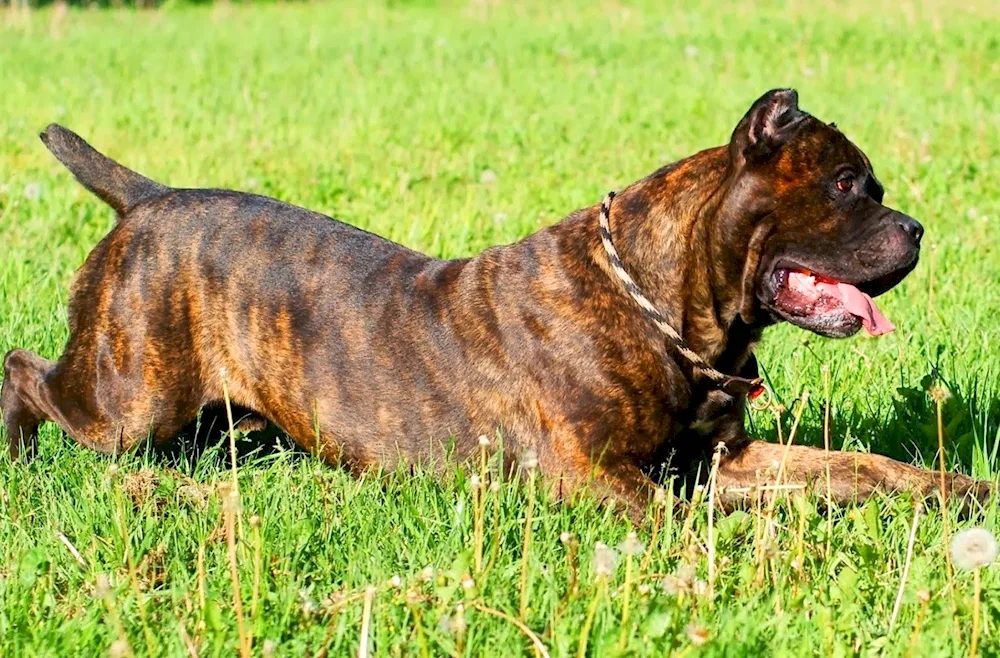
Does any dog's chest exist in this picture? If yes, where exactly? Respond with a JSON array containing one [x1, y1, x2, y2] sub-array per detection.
[[683, 389, 742, 440]]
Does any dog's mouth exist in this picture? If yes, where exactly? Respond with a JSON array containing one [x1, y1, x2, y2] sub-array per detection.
[[764, 263, 911, 337]]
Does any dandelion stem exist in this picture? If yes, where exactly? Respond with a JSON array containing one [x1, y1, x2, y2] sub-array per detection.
[[936, 395, 958, 621], [473, 602, 551, 658], [679, 484, 705, 550], [57, 531, 86, 569], [98, 575, 133, 658], [619, 553, 635, 649], [707, 442, 725, 604], [519, 467, 537, 621], [905, 592, 931, 658], [250, 517, 263, 622], [577, 579, 605, 658], [823, 365, 833, 561], [358, 586, 376, 658], [472, 480, 486, 576], [793, 494, 807, 595], [221, 371, 240, 495], [889, 503, 922, 632], [970, 567, 982, 658], [177, 619, 200, 658], [407, 599, 431, 658], [223, 488, 250, 658], [115, 486, 155, 656], [197, 543, 207, 617], [641, 495, 662, 575], [474, 440, 488, 574]]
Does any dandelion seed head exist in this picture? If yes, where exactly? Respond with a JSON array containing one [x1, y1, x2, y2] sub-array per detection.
[[222, 488, 241, 515], [478, 434, 491, 447], [298, 589, 317, 617], [95, 573, 111, 598], [928, 383, 952, 404], [388, 575, 402, 588], [321, 592, 344, 615], [23, 182, 41, 201], [521, 448, 538, 471], [437, 612, 453, 635], [439, 606, 467, 636], [950, 527, 998, 570], [617, 532, 645, 557], [686, 623, 709, 646], [593, 542, 619, 578], [675, 564, 696, 586], [109, 639, 131, 658]]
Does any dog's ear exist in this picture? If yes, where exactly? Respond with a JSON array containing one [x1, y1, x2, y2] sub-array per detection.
[[730, 89, 806, 165]]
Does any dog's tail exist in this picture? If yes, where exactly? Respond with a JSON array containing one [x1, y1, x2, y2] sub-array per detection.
[[39, 124, 170, 216]]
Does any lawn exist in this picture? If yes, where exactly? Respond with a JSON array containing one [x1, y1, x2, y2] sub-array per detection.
[[2, 0, 1000, 655]]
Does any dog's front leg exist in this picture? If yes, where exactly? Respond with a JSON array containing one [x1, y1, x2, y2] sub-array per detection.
[[715, 439, 990, 510], [546, 457, 656, 526], [590, 463, 660, 525]]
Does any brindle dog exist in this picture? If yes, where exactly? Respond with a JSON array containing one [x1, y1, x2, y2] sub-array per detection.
[[1, 89, 989, 520]]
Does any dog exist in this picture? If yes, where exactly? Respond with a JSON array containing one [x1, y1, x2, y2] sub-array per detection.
[[2, 88, 989, 521]]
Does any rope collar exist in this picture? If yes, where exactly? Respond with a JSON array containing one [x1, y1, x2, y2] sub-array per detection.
[[597, 191, 765, 400]]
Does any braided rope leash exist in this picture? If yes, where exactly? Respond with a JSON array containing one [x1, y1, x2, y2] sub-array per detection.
[[598, 191, 766, 400]]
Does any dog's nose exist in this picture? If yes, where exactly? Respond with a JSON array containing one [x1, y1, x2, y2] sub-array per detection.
[[897, 214, 924, 245]]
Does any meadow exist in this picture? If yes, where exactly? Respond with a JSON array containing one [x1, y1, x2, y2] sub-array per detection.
[[1, 0, 999, 655]]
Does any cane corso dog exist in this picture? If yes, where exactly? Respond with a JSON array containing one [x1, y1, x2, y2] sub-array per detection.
[[2, 89, 988, 520]]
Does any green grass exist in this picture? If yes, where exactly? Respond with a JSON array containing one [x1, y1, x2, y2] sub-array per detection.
[[2, 1, 1000, 655]]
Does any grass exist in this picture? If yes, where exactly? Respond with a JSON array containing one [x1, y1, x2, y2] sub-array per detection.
[[2, 0, 1000, 655]]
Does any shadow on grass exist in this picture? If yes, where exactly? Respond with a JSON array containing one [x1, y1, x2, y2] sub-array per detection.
[[147, 404, 305, 472], [140, 371, 1000, 488], [748, 372, 1000, 478]]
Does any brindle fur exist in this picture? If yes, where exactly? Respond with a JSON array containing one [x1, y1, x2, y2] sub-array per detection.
[[2, 89, 988, 521]]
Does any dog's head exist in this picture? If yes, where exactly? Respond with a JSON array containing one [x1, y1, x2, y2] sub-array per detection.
[[725, 89, 921, 338]]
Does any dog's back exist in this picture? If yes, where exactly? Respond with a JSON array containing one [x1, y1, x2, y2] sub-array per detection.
[[31, 127, 554, 466]]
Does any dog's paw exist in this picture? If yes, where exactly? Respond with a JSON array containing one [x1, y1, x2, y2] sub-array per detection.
[[234, 414, 268, 434]]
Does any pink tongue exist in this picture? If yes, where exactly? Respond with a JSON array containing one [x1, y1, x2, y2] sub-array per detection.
[[816, 281, 895, 336]]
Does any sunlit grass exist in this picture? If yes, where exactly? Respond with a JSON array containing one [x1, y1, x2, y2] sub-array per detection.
[[1, 1, 999, 655]]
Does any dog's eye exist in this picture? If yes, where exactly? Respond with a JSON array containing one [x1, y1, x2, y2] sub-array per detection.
[[836, 174, 855, 193]]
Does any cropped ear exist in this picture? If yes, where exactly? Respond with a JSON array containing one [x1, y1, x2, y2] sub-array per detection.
[[729, 88, 807, 166]]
